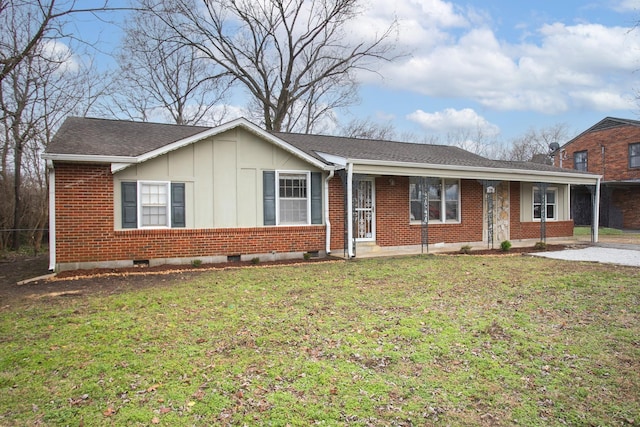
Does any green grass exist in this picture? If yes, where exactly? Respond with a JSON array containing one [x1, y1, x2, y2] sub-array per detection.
[[1, 256, 639, 426], [574, 226, 624, 236]]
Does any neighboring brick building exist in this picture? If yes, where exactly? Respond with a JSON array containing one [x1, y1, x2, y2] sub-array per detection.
[[553, 117, 640, 229], [43, 117, 600, 271]]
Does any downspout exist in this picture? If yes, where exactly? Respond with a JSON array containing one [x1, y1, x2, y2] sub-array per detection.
[[47, 160, 56, 271], [346, 162, 354, 258], [593, 177, 601, 243], [324, 168, 334, 255]]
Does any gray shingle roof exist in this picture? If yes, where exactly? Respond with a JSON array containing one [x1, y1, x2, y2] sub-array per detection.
[[272, 131, 574, 173], [47, 117, 210, 157], [562, 117, 640, 149], [46, 116, 587, 175]]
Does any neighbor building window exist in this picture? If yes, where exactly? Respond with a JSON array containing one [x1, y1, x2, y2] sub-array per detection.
[[409, 177, 460, 222], [278, 173, 309, 224], [533, 187, 557, 221], [630, 143, 640, 168], [121, 181, 185, 229], [574, 150, 588, 171]]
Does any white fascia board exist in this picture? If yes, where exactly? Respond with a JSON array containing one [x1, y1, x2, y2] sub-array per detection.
[[135, 117, 331, 172], [41, 153, 137, 164], [348, 158, 601, 185], [315, 151, 347, 167]]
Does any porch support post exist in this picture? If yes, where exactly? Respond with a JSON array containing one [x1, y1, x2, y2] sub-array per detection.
[[346, 162, 354, 258], [537, 182, 549, 243], [593, 178, 600, 243], [324, 169, 334, 255], [478, 180, 501, 249], [47, 161, 56, 271]]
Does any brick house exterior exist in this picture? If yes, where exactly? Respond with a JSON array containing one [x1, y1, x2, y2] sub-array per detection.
[[43, 117, 599, 271], [553, 117, 640, 229]]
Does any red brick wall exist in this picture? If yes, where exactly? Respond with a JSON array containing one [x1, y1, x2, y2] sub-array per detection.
[[612, 187, 640, 229], [54, 163, 325, 265], [509, 182, 574, 239], [328, 176, 485, 249], [375, 177, 484, 246], [555, 124, 640, 182]]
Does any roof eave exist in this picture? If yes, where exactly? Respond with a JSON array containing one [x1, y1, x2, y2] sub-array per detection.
[[41, 153, 137, 164], [346, 158, 601, 185]]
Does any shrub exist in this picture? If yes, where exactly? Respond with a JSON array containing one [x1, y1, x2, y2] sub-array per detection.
[[534, 241, 547, 251], [251, 257, 260, 265], [500, 240, 512, 252], [459, 245, 472, 254], [303, 252, 311, 260], [191, 259, 202, 267]]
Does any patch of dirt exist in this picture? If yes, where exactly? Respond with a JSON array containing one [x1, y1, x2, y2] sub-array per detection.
[[0, 254, 339, 305], [0, 244, 577, 305], [445, 243, 577, 256]]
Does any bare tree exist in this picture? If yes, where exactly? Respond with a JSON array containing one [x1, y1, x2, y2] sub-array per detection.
[[0, 0, 115, 250], [107, 9, 232, 125], [143, 0, 399, 132], [339, 116, 398, 141], [497, 123, 571, 164], [0, 0, 126, 87]]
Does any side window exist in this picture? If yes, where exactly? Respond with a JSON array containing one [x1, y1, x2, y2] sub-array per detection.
[[120, 181, 185, 229], [533, 187, 557, 221], [409, 177, 460, 222], [630, 143, 640, 168], [263, 171, 322, 226], [574, 150, 587, 171], [140, 182, 169, 227]]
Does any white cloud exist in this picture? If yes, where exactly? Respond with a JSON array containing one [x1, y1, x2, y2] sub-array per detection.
[[361, 0, 640, 115], [407, 107, 500, 135]]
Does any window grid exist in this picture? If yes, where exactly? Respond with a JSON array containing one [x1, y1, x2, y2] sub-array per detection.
[[574, 151, 588, 171], [630, 143, 640, 168], [140, 182, 169, 227], [278, 173, 308, 225], [409, 177, 460, 222], [533, 187, 557, 221]]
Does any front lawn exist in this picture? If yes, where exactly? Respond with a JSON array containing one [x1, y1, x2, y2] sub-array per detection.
[[1, 255, 638, 426]]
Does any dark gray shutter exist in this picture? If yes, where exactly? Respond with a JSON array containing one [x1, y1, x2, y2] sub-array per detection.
[[171, 183, 185, 228], [121, 182, 137, 229], [263, 171, 276, 225], [311, 172, 322, 224]]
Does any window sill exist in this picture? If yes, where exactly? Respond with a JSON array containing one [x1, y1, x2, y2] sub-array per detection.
[[410, 220, 461, 225]]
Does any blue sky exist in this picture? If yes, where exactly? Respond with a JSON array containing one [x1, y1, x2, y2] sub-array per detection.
[[353, 0, 640, 143], [68, 0, 640, 145]]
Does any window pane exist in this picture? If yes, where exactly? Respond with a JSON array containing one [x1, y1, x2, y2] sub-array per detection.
[[574, 151, 587, 171], [142, 206, 167, 226], [141, 183, 169, 227], [445, 201, 458, 220], [279, 200, 307, 224], [533, 205, 541, 219], [546, 191, 555, 203], [631, 144, 640, 168], [428, 201, 440, 221], [410, 200, 423, 221], [546, 205, 555, 219], [534, 191, 542, 203], [278, 174, 308, 224]]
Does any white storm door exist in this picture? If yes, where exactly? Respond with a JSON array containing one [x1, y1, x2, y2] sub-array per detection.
[[354, 179, 375, 241]]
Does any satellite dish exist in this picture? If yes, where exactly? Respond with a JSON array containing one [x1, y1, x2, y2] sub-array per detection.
[[548, 142, 560, 152]]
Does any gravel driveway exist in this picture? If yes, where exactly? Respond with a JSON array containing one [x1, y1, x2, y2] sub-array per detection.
[[532, 244, 640, 267]]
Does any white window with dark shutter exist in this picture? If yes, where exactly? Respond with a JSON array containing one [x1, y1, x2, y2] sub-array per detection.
[[263, 170, 322, 226], [120, 181, 186, 229]]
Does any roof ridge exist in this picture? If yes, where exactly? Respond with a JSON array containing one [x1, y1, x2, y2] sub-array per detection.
[[68, 116, 213, 129]]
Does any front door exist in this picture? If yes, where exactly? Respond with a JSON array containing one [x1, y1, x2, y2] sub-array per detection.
[[354, 179, 375, 241]]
